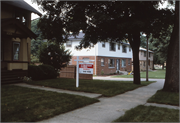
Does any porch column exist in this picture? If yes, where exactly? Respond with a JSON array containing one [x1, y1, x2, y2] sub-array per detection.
[[21, 38, 28, 70]]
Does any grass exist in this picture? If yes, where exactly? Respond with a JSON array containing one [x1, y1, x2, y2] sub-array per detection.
[[112, 69, 166, 79], [114, 105, 179, 122], [147, 89, 179, 106], [26, 78, 154, 97], [1, 85, 99, 122]]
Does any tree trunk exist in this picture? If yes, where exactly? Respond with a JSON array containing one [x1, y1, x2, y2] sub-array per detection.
[[163, 1, 179, 92], [130, 32, 141, 85]]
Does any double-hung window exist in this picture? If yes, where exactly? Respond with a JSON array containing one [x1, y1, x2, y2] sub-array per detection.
[[108, 59, 115, 67], [122, 45, 127, 53], [101, 58, 105, 66], [121, 59, 126, 67], [144, 51, 146, 57], [109, 42, 116, 51], [13, 42, 20, 61], [66, 41, 72, 47], [102, 42, 105, 47], [118, 43, 120, 50]]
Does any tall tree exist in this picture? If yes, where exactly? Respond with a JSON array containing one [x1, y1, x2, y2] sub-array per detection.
[[34, 1, 173, 85], [163, 1, 179, 92]]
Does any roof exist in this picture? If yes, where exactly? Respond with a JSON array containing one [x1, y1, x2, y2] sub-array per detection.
[[2, 1, 42, 16], [68, 32, 130, 45], [68, 32, 85, 39], [2, 18, 37, 39], [139, 47, 153, 53]]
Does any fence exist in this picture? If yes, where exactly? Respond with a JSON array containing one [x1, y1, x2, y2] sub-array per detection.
[[59, 65, 93, 80]]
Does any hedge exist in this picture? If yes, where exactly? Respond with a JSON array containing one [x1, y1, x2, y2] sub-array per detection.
[[28, 64, 57, 80]]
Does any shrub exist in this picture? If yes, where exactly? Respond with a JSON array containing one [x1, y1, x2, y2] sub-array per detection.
[[39, 64, 57, 79], [28, 64, 56, 80]]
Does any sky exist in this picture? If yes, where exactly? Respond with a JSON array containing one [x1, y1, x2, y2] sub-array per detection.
[[24, 0, 44, 20], [24, 0, 173, 20]]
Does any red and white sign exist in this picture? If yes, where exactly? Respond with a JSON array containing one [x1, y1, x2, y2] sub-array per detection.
[[79, 63, 93, 74]]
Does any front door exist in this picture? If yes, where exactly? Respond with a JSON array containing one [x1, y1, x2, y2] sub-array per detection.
[[116, 59, 120, 70]]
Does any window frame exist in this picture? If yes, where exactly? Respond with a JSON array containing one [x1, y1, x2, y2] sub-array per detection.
[[102, 42, 105, 48], [108, 59, 115, 68], [109, 42, 116, 51], [66, 40, 72, 47], [13, 42, 20, 61], [121, 59, 126, 67], [144, 51, 146, 57], [101, 58, 105, 66], [118, 43, 120, 50], [122, 45, 127, 53]]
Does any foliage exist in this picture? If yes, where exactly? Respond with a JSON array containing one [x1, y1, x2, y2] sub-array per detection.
[[31, 19, 44, 57], [1, 85, 98, 122], [30, 54, 39, 63], [28, 64, 56, 80], [147, 89, 179, 106], [114, 105, 179, 122], [26, 78, 153, 97], [34, 1, 174, 85], [39, 43, 72, 71]]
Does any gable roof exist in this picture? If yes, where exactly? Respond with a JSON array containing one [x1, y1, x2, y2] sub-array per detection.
[[2, 18, 37, 39], [2, 1, 42, 16]]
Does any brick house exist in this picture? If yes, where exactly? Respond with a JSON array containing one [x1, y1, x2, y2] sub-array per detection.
[[1, 1, 41, 84], [64, 32, 132, 75]]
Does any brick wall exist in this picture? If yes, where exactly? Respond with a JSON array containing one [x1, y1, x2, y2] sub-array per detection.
[[70, 56, 132, 75], [96, 56, 132, 75]]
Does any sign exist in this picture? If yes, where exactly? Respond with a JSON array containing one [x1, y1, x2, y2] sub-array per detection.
[[74, 56, 94, 87], [79, 63, 93, 74]]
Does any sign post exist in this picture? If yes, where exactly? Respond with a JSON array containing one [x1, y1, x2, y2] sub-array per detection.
[[74, 56, 94, 88]]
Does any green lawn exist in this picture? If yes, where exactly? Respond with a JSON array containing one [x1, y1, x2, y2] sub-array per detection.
[[114, 105, 179, 122], [26, 78, 154, 97], [147, 89, 179, 106], [1, 85, 98, 122], [112, 69, 166, 79]]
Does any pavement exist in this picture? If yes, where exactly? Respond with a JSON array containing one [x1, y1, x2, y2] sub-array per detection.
[[13, 76, 179, 123]]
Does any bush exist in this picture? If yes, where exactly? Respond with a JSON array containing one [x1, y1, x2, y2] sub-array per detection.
[[39, 64, 57, 79], [28, 64, 57, 80]]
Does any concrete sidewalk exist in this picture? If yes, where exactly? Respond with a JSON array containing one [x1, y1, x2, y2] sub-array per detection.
[[13, 83, 102, 98], [34, 79, 170, 123], [13, 78, 179, 123]]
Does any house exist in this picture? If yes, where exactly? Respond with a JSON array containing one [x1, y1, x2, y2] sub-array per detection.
[[1, 1, 41, 84], [64, 32, 132, 75], [133, 47, 154, 71]]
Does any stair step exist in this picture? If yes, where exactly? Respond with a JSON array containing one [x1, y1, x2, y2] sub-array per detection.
[[1, 80, 23, 85], [1, 70, 24, 85]]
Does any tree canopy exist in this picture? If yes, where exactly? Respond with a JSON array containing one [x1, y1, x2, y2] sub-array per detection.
[[34, 1, 174, 85]]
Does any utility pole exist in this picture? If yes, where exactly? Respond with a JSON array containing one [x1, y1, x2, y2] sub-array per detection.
[[146, 35, 149, 81]]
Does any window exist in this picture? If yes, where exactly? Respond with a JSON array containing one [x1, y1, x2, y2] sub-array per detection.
[[109, 42, 116, 51], [102, 42, 105, 47], [108, 59, 115, 67], [143, 61, 146, 67], [148, 60, 150, 66], [66, 41, 72, 47], [149, 52, 151, 57], [118, 43, 120, 50], [122, 45, 127, 53], [128, 59, 131, 65], [129, 47, 131, 52], [141, 51, 143, 55], [122, 59, 126, 67], [101, 58, 105, 66], [13, 42, 20, 61], [144, 51, 146, 57]]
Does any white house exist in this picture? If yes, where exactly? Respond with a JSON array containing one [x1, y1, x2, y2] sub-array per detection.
[[64, 32, 133, 75]]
